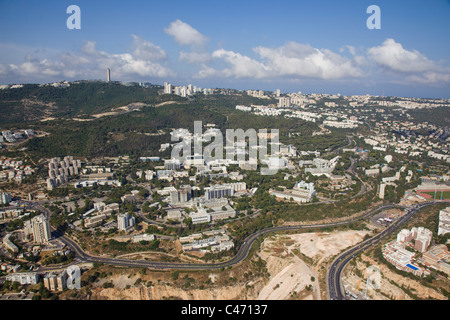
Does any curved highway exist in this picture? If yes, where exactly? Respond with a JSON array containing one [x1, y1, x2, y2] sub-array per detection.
[[37, 199, 448, 300], [53, 203, 403, 271], [327, 201, 449, 300]]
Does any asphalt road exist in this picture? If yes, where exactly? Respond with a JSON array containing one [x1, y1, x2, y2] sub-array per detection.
[[51, 203, 403, 271], [32, 199, 448, 300], [327, 201, 449, 300]]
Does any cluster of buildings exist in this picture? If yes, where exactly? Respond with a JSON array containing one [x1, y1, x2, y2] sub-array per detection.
[[5, 268, 74, 292], [269, 180, 316, 204], [188, 200, 237, 225], [43, 271, 69, 291], [323, 119, 359, 129], [247, 90, 271, 99], [179, 228, 234, 252], [374, 97, 450, 109], [0, 208, 24, 221], [158, 182, 243, 224], [2, 214, 52, 258], [204, 182, 246, 200], [234, 91, 449, 173], [300, 156, 340, 177], [362, 119, 449, 163], [378, 166, 411, 200], [0, 158, 35, 183], [163, 124, 300, 177], [163, 82, 214, 97], [74, 166, 122, 188], [383, 226, 450, 277], [1, 129, 35, 144], [47, 156, 81, 190], [235, 94, 362, 128], [396, 227, 433, 253], [74, 201, 120, 229]]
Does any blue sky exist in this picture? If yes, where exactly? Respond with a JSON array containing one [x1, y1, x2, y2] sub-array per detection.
[[1, 0, 450, 98]]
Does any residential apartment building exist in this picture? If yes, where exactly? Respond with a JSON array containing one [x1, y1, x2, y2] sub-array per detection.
[[31, 214, 51, 244], [117, 213, 135, 231]]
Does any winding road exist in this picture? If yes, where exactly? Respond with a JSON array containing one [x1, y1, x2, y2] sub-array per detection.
[[327, 200, 449, 300], [34, 198, 448, 299], [53, 203, 403, 271]]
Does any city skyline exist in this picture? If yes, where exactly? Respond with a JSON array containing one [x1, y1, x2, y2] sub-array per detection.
[[1, 0, 450, 98]]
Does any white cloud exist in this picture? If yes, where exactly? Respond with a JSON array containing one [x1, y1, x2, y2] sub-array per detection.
[[195, 39, 449, 85], [367, 38, 450, 84], [407, 72, 450, 84], [210, 49, 270, 79], [0, 36, 175, 82], [197, 42, 363, 80], [131, 34, 167, 61], [367, 38, 435, 73], [164, 19, 208, 47], [165, 20, 210, 65], [255, 42, 363, 79], [179, 51, 211, 64]]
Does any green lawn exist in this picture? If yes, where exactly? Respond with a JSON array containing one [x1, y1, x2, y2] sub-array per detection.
[[421, 191, 450, 200]]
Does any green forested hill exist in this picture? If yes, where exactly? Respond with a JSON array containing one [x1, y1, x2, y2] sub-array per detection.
[[0, 81, 332, 160], [23, 102, 323, 160], [0, 81, 185, 123]]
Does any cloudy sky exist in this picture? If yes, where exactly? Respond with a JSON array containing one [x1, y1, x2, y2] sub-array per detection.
[[1, 0, 450, 98]]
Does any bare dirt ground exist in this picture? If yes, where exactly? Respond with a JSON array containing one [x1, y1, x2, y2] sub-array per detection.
[[87, 230, 370, 300], [257, 230, 370, 300], [343, 255, 447, 300]]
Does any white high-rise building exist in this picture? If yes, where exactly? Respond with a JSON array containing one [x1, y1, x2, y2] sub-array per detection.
[[164, 82, 172, 94], [396, 229, 411, 243], [117, 213, 135, 231], [0, 192, 12, 204], [31, 215, 51, 244], [438, 207, 450, 236], [278, 97, 291, 108], [107, 68, 111, 82]]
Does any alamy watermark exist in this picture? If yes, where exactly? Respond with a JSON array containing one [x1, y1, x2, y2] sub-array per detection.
[[367, 5, 381, 30], [66, 265, 81, 289], [66, 5, 380, 31], [66, 5, 81, 30], [365, 265, 381, 293], [171, 121, 281, 175]]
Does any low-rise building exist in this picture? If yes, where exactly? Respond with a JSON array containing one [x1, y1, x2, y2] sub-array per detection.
[[132, 233, 155, 243], [166, 208, 183, 221], [6, 272, 39, 285], [189, 211, 211, 225]]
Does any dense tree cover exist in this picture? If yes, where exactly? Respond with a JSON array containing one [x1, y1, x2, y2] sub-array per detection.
[[21, 96, 325, 161], [409, 106, 450, 128], [24, 103, 226, 159], [1, 81, 342, 160], [0, 82, 187, 123], [106, 239, 160, 252]]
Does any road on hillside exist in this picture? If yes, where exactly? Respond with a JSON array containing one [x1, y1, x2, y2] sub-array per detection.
[[327, 201, 449, 300], [50, 203, 404, 270]]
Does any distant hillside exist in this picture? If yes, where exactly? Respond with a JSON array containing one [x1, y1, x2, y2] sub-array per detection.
[[0, 82, 324, 159], [409, 106, 450, 127], [0, 81, 186, 124]]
